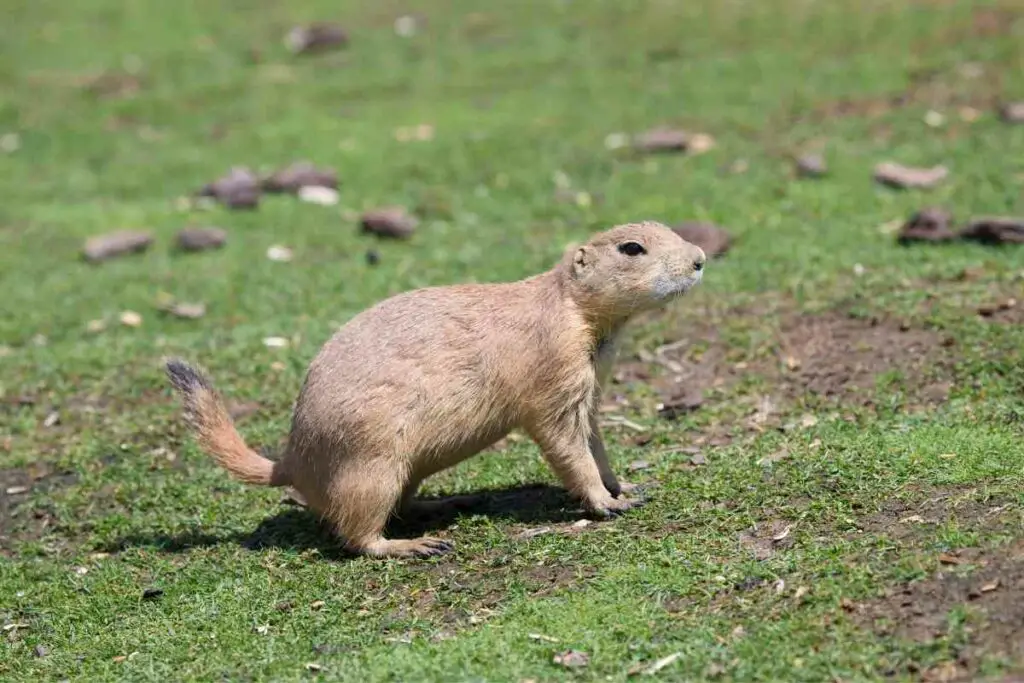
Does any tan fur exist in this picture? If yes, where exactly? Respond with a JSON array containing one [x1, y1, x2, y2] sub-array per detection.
[[165, 221, 706, 559]]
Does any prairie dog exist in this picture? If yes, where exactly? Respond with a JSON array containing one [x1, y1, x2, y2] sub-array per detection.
[[165, 221, 706, 559]]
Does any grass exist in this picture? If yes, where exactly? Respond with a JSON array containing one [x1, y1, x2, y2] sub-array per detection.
[[1, 0, 1024, 680]]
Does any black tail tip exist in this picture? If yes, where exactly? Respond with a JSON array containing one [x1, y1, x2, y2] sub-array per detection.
[[164, 358, 210, 394]]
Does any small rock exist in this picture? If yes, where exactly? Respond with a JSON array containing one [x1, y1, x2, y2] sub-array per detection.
[[34, 645, 48, 658], [553, 650, 590, 668], [0, 132, 20, 153], [198, 167, 260, 209], [365, 249, 380, 266], [266, 245, 294, 262], [628, 460, 651, 472], [82, 230, 153, 263], [304, 663, 324, 673], [657, 389, 704, 419], [42, 411, 60, 428], [394, 15, 418, 37], [897, 208, 956, 244], [632, 127, 689, 153], [981, 579, 1000, 593], [141, 587, 164, 600], [263, 336, 289, 348], [959, 217, 1024, 245], [571, 519, 592, 529], [604, 132, 629, 150], [672, 222, 732, 258], [176, 227, 227, 252], [119, 311, 142, 328], [690, 453, 707, 466], [298, 186, 339, 206], [978, 299, 1016, 317], [310, 600, 326, 610], [999, 101, 1024, 124], [795, 153, 827, 178], [361, 207, 419, 239], [286, 23, 348, 55], [164, 302, 206, 320], [5, 485, 29, 495], [687, 133, 716, 155], [923, 110, 946, 127], [262, 161, 338, 193], [873, 162, 949, 190]]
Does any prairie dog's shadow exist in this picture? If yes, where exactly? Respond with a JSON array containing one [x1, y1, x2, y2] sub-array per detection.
[[105, 483, 581, 560]]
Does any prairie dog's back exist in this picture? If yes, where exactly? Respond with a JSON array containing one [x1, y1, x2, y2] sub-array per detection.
[[289, 275, 570, 458]]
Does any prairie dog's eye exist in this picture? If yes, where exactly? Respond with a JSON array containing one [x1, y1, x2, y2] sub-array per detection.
[[617, 242, 646, 256]]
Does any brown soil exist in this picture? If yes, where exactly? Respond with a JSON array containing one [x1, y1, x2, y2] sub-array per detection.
[[616, 305, 955, 441], [0, 464, 77, 555], [857, 486, 1017, 540], [853, 539, 1024, 681]]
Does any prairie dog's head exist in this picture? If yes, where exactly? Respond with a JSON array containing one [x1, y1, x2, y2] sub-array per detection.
[[565, 221, 706, 319]]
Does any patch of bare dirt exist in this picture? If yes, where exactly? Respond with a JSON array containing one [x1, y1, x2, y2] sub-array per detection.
[[853, 539, 1024, 680], [622, 305, 955, 440], [377, 553, 597, 630], [0, 464, 77, 554], [857, 486, 1016, 541], [775, 313, 950, 403]]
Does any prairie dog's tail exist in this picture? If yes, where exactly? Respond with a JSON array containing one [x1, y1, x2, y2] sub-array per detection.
[[164, 359, 288, 487]]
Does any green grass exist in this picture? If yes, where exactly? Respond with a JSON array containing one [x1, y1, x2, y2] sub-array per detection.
[[2, 0, 1024, 681]]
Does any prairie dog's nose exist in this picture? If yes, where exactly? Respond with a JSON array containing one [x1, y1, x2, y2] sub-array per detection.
[[693, 247, 707, 272]]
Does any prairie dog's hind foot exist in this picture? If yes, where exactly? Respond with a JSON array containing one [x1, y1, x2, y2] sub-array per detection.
[[352, 535, 454, 559]]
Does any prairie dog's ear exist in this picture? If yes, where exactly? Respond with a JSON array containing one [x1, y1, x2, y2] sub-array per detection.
[[572, 246, 592, 279]]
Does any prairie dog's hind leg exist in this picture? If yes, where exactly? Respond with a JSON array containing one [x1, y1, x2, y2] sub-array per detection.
[[329, 461, 453, 559]]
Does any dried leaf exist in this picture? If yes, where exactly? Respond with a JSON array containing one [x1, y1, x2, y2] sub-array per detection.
[[528, 633, 559, 643], [515, 526, 551, 541], [874, 162, 949, 190], [119, 311, 142, 328], [980, 579, 1000, 593], [553, 650, 590, 668], [636, 652, 682, 676]]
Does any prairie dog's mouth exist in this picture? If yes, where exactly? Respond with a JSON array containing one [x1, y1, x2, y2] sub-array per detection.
[[652, 271, 702, 300]]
